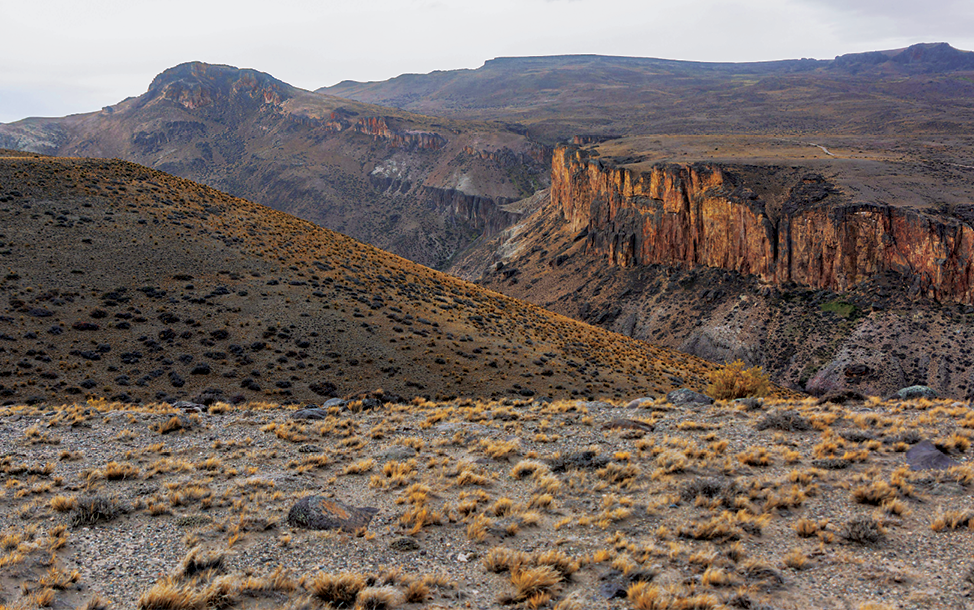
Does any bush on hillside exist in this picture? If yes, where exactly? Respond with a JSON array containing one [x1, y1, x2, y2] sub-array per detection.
[[705, 360, 771, 400]]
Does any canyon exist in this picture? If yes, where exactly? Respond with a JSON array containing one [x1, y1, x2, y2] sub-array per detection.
[[455, 137, 974, 398]]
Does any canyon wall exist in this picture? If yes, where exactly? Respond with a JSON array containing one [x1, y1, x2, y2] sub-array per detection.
[[552, 146, 974, 303]]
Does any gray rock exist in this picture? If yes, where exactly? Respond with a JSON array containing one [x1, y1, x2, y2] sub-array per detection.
[[286, 496, 378, 531], [290, 407, 329, 420], [598, 570, 629, 599], [172, 400, 206, 413], [379, 446, 418, 462], [547, 450, 611, 473], [625, 397, 655, 409], [666, 388, 713, 406], [602, 418, 653, 433], [906, 440, 959, 471], [389, 536, 420, 552], [895, 385, 938, 400], [322, 398, 347, 409]]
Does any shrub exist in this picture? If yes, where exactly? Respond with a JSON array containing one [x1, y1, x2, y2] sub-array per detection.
[[842, 516, 885, 545], [705, 360, 770, 400], [71, 496, 121, 527]]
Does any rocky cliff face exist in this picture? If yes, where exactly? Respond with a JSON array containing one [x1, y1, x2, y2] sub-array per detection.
[[420, 187, 520, 240], [144, 62, 296, 111], [352, 117, 447, 150], [552, 146, 974, 304]]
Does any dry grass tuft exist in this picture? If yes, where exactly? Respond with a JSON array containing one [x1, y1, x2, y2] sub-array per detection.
[[306, 572, 367, 608], [706, 360, 771, 399]]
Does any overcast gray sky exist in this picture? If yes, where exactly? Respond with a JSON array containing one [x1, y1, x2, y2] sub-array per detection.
[[2, 0, 973, 123]]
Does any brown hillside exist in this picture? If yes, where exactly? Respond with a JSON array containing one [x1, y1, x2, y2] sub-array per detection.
[[0, 151, 727, 405]]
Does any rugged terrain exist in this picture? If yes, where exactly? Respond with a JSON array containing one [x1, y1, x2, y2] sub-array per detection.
[[452, 136, 974, 399], [0, 150, 723, 406], [322, 43, 974, 144], [0, 63, 550, 269], [0, 394, 971, 609]]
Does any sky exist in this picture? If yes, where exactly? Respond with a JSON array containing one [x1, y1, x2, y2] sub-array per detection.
[[2, 0, 973, 123]]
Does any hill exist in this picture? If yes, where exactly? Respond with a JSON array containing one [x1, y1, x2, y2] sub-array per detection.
[[0, 62, 550, 269], [0, 151, 725, 406], [320, 43, 974, 143]]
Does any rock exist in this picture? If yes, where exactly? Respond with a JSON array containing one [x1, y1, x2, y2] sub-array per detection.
[[625, 397, 655, 409], [298, 444, 322, 453], [734, 397, 763, 410], [598, 570, 629, 599], [322, 398, 347, 409], [816, 390, 865, 405], [895, 385, 938, 400], [390, 536, 420, 552], [173, 400, 206, 413], [547, 450, 611, 473], [666, 389, 713, 406], [552, 146, 974, 305], [379, 446, 418, 462], [290, 407, 329, 420], [286, 496, 378, 532], [602, 418, 653, 432], [906, 440, 959, 471], [72, 321, 100, 331]]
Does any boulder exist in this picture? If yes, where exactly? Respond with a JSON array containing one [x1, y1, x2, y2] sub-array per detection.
[[666, 388, 713, 406], [379, 446, 418, 462], [290, 407, 330, 420], [286, 496, 378, 531], [625, 397, 655, 409], [906, 440, 959, 471], [895, 386, 938, 400]]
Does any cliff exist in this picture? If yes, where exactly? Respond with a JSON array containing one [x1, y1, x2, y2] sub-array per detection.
[[552, 146, 974, 304]]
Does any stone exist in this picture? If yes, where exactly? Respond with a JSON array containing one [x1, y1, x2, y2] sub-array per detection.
[[625, 397, 655, 409], [666, 388, 713, 406], [379, 446, 418, 462], [602, 418, 653, 432], [906, 440, 959, 471], [286, 496, 378, 532], [598, 570, 629, 599], [895, 386, 938, 400], [173, 400, 206, 413], [389, 536, 420, 552], [290, 407, 329, 420], [547, 450, 611, 473], [322, 398, 347, 409]]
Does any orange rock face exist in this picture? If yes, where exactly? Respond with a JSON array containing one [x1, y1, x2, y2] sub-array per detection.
[[552, 146, 974, 303]]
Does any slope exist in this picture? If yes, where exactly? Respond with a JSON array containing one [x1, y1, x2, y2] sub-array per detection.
[[0, 151, 723, 405]]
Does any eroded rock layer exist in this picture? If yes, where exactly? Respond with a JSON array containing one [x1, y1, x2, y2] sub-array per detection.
[[552, 146, 974, 303]]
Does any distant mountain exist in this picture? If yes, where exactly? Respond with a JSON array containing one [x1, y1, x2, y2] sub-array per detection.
[[0, 150, 725, 405], [320, 43, 974, 143], [0, 62, 551, 269]]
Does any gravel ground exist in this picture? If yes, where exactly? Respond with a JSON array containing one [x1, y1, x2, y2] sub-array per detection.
[[0, 395, 972, 610]]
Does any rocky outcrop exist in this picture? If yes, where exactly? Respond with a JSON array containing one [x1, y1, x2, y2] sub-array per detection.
[[462, 143, 553, 167], [145, 62, 295, 111], [354, 117, 446, 150], [421, 187, 520, 239], [552, 146, 974, 304]]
